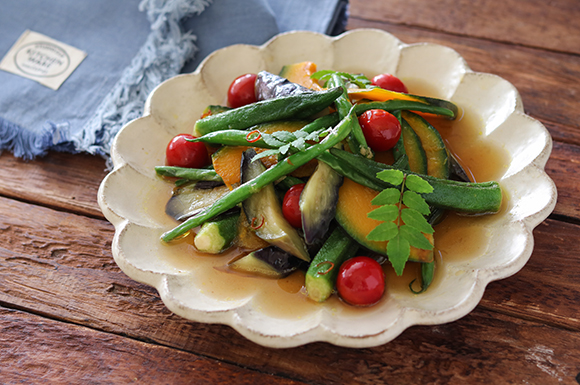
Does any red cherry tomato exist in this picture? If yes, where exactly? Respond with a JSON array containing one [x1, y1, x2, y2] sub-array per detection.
[[165, 134, 209, 169], [227, 73, 258, 108], [358, 109, 402, 152], [337, 256, 385, 306], [282, 183, 305, 228], [371, 73, 408, 93]]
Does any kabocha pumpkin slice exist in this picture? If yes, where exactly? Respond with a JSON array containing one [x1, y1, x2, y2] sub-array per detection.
[[402, 111, 450, 179], [400, 117, 428, 175], [335, 178, 434, 263], [211, 146, 248, 189], [279, 61, 323, 91]]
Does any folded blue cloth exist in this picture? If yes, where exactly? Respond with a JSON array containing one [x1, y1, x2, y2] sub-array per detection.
[[0, 0, 348, 161]]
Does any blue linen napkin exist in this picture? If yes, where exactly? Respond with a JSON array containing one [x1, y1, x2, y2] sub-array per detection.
[[0, 0, 348, 161]]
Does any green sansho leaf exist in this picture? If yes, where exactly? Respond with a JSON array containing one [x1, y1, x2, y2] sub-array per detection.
[[310, 70, 334, 81], [371, 188, 401, 206], [400, 225, 434, 250], [368, 205, 399, 222], [304, 129, 326, 142], [402, 190, 431, 216], [291, 137, 307, 151], [293, 130, 308, 139], [251, 149, 279, 162], [364, 168, 436, 279], [279, 143, 291, 155], [272, 130, 295, 143], [387, 234, 410, 276], [367, 221, 398, 242], [400, 208, 434, 234], [376, 169, 404, 186], [406, 174, 434, 194], [260, 133, 285, 147], [310, 70, 372, 89]]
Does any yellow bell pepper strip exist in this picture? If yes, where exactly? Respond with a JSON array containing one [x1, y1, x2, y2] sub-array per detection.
[[348, 88, 459, 120]]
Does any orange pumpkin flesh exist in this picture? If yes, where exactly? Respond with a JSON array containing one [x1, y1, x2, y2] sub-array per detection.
[[335, 178, 434, 263]]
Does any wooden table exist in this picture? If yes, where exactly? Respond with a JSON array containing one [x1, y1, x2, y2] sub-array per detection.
[[1, 1, 579, 383]]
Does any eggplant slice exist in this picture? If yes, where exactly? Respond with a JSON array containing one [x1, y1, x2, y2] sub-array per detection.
[[255, 71, 312, 100], [299, 160, 343, 245], [240, 149, 310, 261], [165, 182, 230, 222], [228, 246, 302, 278]]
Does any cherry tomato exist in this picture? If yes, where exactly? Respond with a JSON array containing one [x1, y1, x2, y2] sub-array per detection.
[[282, 183, 305, 228], [227, 73, 258, 108], [358, 109, 402, 152], [165, 134, 209, 169], [371, 73, 408, 93], [337, 256, 385, 306]]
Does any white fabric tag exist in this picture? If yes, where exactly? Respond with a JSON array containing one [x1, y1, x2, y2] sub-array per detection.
[[0, 30, 87, 90]]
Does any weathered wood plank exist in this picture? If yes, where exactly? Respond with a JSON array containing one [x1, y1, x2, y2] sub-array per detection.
[[349, 0, 580, 55], [0, 308, 305, 385], [545, 142, 580, 221], [480, 220, 580, 330], [0, 196, 579, 384], [0, 152, 107, 219], [0, 194, 577, 331]]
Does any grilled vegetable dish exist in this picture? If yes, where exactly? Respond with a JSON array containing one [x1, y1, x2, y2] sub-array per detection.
[[155, 62, 502, 307]]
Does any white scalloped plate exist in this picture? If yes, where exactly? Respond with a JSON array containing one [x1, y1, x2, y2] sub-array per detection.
[[98, 29, 557, 348]]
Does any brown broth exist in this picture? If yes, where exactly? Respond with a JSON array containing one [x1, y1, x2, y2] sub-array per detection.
[[170, 83, 511, 317]]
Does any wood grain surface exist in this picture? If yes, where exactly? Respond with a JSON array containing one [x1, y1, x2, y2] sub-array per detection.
[[1, 0, 579, 384]]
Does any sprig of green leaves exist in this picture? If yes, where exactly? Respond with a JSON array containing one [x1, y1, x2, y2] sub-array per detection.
[[250, 128, 329, 162], [311, 70, 372, 89], [366, 169, 435, 275]]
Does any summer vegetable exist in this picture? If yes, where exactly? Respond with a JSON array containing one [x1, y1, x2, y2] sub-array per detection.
[[156, 63, 503, 307], [165, 134, 209, 169]]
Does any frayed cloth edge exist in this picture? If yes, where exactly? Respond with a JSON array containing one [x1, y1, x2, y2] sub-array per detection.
[[61, 0, 213, 157]]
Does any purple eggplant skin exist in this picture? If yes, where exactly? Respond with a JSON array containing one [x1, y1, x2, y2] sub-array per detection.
[[228, 246, 304, 278], [240, 149, 310, 261], [165, 182, 230, 222], [449, 152, 471, 182], [299, 161, 344, 245], [255, 71, 313, 101], [256, 246, 302, 276]]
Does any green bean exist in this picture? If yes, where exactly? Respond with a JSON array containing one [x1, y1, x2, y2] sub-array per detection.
[[194, 86, 343, 136], [300, 113, 340, 134], [328, 148, 502, 213], [305, 225, 359, 302], [275, 175, 305, 191], [155, 166, 223, 182], [190, 130, 279, 148], [317, 152, 385, 191], [190, 113, 340, 149], [160, 112, 355, 242], [328, 74, 373, 159], [409, 261, 435, 294]]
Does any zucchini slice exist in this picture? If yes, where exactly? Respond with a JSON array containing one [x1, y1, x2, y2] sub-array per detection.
[[193, 208, 240, 254]]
